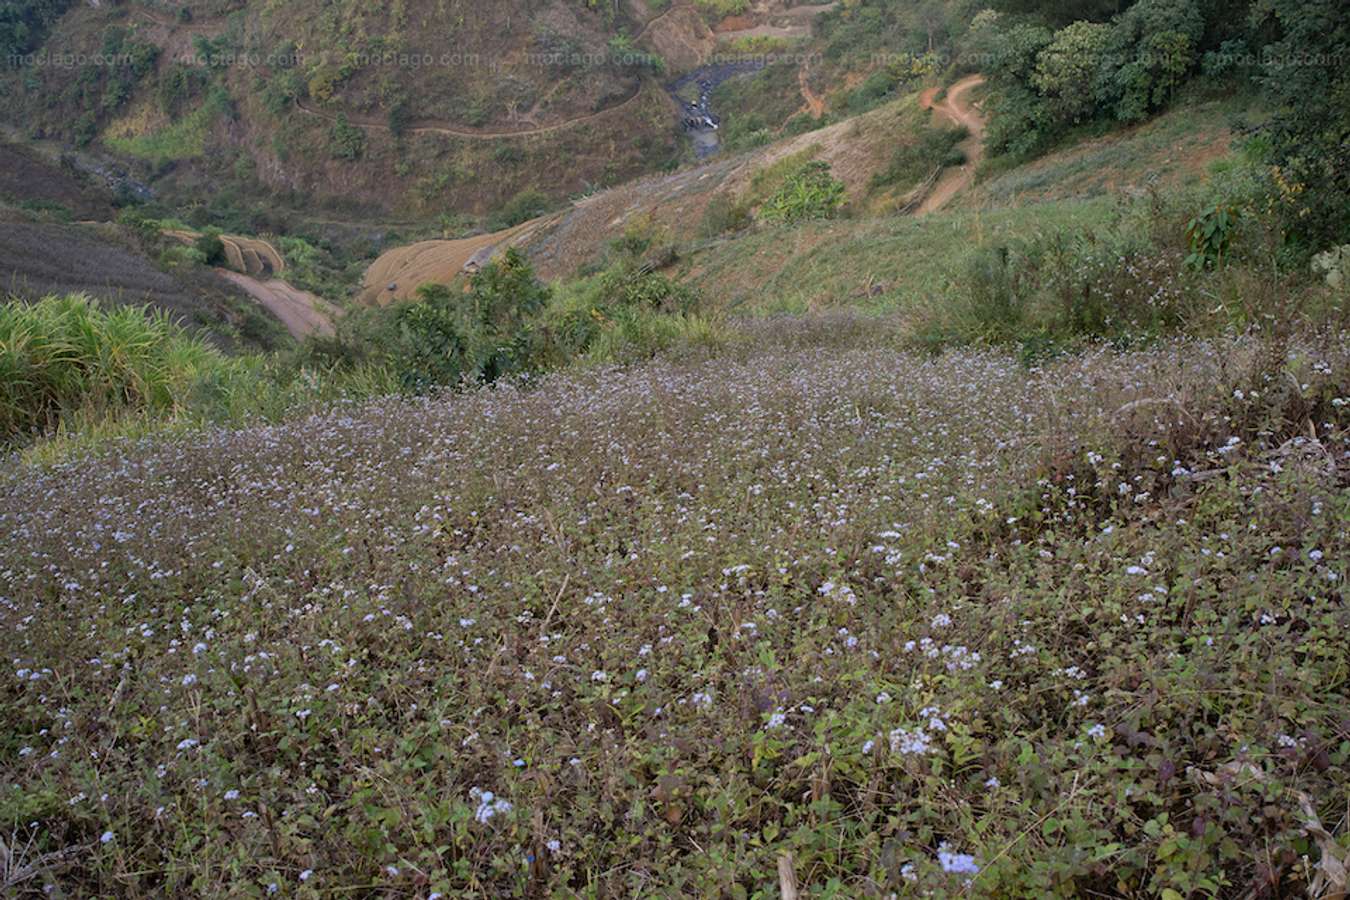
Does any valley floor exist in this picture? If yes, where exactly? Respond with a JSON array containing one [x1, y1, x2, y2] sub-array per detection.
[[2, 325, 1346, 896]]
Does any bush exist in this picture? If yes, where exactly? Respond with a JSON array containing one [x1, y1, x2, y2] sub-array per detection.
[[487, 189, 549, 231], [1, 0, 77, 62], [328, 114, 366, 160], [758, 161, 846, 224], [335, 249, 555, 392], [698, 194, 752, 237], [870, 125, 968, 192], [387, 98, 412, 137], [194, 233, 226, 266]]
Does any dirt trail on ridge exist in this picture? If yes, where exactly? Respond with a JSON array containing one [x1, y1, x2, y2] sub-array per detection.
[[294, 80, 651, 141], [918, 75, 986, 215], [216, 271, 337, 339], [798, 65, 825, 119], [163, 230, 335, 338]]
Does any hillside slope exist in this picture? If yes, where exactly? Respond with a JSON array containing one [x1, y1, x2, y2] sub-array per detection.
[[2, 327, 1345, 894], [1, 0, 867, 219], [358, 76, 1242, 307]]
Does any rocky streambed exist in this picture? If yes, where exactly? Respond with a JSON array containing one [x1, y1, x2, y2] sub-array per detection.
[[667, 61, 764, 159]]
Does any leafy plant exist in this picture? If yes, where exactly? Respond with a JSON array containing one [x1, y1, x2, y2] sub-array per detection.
[[759, 161, 846, 224], [328, 113, 366, 160], [1185, 204, 1238, 270], [194, 233, 226, 266]]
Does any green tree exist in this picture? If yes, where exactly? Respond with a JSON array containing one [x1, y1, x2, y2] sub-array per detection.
[[989, 0, 1131, 26], [1094, 0, 1203, 122], [393, 285, 472, 393], [464, 248, 552, 380], [328, 113, 366, 160], [985, 22, 1055, 88], [1249, 0, 1350, 246], [1, 0, 75, 62], [1033, 21, 1112, 125], [194, 233, 226, 266]]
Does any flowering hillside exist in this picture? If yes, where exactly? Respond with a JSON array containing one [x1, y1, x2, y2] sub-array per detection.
[[2, 325, 1347, 895]]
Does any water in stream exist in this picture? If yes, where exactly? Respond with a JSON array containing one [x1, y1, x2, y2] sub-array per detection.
[[667, 61, 765, 159]]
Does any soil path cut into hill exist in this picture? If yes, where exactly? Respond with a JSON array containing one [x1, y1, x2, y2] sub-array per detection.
[[216, 270, 337, 339], [163, 230, 334, 337], [294, 80, 651, 140], [918, 75, 986, 215], [799, 65, 825, 119], [635, 1, 683, 40]]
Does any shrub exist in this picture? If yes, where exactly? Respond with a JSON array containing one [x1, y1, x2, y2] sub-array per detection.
[[488, 189, 549, 230], [1, 0, 77, 63], [387, 97, 412, 137], [1249, 0, 1350, 248], [328, 113, 366, 160], [1184, 204, 1239, 270], [597, 268, 699, 315], [870, 125, 968, 192], [698, 194, 753, 237], [336, 249, 555, 392], [693, 0, 748, 18], [194, 233, 226, 266], [581, 308, 725, 364], [758, 160, 846, 224]]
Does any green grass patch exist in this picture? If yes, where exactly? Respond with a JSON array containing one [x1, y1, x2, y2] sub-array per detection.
[[105, 89, 230, 164], [684, 197, 1117, 315]]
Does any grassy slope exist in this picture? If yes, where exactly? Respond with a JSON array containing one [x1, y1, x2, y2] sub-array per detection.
[[968, 91, 1244, 208], [679, 198, 1114, 314], [0, 218, 291, 352], [1, 328, 1345, 895], [1, 46, 1346, 896], [668, 87, 1244, 317]]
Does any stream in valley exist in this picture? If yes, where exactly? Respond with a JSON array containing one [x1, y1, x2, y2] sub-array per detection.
[[666, 61, 764, 159]]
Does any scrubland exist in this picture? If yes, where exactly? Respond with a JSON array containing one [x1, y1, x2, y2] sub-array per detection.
[[2, 318, 1346, 896]]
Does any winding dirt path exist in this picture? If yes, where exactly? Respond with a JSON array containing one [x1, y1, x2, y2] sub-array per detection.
[[798, 65, 825, 119], [216, 270, 337, 339], [295, 79, 652, 141], [917, 74, 986, 215], [131, 8, 220, 32], [635, 1, 683, 41], [163, 230, 334, 338]]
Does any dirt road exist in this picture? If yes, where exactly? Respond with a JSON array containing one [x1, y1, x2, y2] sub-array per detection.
[[216, 270, 337, 339], [294, 80, 651, 141], [798, 65, 825, 119], [917, 75, 986, 215]]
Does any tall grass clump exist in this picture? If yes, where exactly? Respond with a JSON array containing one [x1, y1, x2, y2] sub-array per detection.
[[0, 294, 223, 443], [1, 294, 402, 458]]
